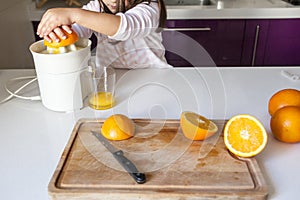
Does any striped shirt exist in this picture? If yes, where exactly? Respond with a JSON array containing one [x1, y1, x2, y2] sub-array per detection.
[[72, 0, 172, 69]]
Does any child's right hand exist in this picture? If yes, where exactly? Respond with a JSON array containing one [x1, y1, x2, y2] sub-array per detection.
[[37, 8, 76, 42], [41, 26, 73, 43]]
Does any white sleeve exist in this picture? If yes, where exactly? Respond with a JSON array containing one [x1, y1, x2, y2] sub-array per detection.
[[72, 0, 101, 38], [109, 3, 160, 41]]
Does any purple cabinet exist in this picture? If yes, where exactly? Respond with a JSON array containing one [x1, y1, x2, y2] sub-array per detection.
[[164, 18, 300, 67], [241, 20, 269, 66], [264, 19, 300, 66], [162, 20, 218, 67], [162, 20, 245, 67], [215, 20, 245, 66], [241, 19, 300, 66]]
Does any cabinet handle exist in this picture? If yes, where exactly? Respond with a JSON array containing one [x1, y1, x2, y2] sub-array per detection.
[[163, 28, 211, 31], [251, 25, 260, 66]]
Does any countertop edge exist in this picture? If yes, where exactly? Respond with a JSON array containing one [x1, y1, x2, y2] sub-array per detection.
[[27, 2, 300, 21], [166, 7, 300, 19]]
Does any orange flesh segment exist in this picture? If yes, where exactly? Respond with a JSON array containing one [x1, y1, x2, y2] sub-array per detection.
[[227, 118, 265, 153], [186, 112, 213, 130], [224, 114, 268, 158]]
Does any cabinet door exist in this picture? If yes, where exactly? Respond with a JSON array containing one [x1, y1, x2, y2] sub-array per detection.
[[162, 20, 245, 67], [241, 20, 269, 66], [215, 20, 245, 66], [264, 19, 300, 66], [163, 20, 218, 67]]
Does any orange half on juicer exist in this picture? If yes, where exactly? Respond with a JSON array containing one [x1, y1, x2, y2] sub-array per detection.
[[44, 29, 78, 54]]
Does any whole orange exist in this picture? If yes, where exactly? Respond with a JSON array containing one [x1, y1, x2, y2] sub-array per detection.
[[268, 88, 300, 116], [270, 106, 300, 143]]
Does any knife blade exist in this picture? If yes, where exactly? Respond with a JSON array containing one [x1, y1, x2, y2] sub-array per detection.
[[91, 131, 146, 184]]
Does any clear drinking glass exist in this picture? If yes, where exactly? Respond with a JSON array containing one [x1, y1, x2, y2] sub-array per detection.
[[88, 67, 116, 110]]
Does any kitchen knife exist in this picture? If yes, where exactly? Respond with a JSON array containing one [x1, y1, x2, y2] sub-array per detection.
[[91, 131, 146, 184]]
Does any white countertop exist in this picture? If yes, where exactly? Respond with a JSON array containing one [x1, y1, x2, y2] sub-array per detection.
[[166, 0, 300, 19], [0, 67, 300, 199], [27, 0, 300, 21]]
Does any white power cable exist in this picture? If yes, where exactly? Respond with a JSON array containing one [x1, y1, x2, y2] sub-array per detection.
[[281, 70, 300, 81], [0, 76, 41, 104]]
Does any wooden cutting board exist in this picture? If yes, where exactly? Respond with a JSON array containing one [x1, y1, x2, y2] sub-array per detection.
[[48, 119, 268, 200]]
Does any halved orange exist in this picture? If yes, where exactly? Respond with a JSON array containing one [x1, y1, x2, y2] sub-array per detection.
[[180, 111, 218, 140], [101, 114, 135, 141], [224, 114, 268, 158], [44, 29, 78, 48]]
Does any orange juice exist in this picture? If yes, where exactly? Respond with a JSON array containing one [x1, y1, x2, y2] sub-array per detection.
[[88, 92, 115, 110]]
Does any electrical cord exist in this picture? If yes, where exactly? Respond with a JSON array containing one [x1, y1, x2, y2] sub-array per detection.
[[0, 76, 41, 104], [1, 62, 95, 105], [281, 70, 300, 81]]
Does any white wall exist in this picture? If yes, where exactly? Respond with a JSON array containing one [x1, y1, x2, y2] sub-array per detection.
[[0, 0, 35, 69]]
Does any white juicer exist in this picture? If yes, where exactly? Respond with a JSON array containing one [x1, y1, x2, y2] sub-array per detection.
[[29, 38, 92, 112]]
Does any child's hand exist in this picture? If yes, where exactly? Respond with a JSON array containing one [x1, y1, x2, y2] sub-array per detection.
[[42, 26, 72, 43], [37, 8, 75, 40]]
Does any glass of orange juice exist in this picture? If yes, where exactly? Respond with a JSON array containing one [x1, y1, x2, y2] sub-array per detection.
[[88, 67, 116, 110]]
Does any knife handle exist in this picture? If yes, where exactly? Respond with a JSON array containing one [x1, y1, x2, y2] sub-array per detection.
[[113, 150, 146, 184]]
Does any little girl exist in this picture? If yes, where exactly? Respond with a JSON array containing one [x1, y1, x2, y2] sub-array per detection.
[[37, 0, 172, 69]]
